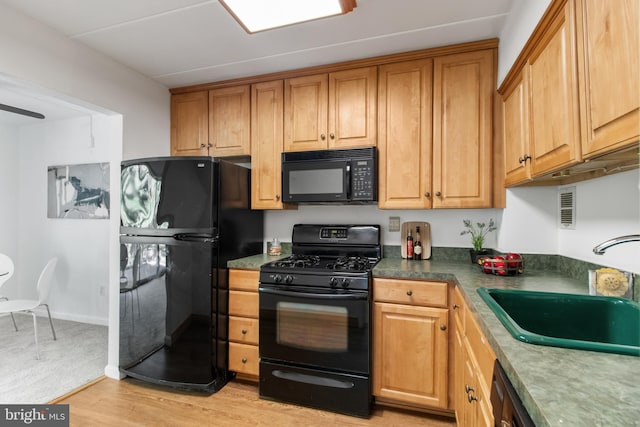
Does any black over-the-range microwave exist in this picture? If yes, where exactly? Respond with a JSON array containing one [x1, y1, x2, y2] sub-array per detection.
[[282, 146, 377, 203]]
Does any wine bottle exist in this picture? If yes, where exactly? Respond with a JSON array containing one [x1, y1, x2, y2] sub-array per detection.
[[413, 226, 422, 260], [406, 228, 414, 259]]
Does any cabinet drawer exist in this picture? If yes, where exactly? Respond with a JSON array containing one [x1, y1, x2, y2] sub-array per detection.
[[229, 342, 259, 377], [229, 290, 259, 318], [374, 278, 448, 307], [229, 269, 259, 291], [229, 316, 259, 345]]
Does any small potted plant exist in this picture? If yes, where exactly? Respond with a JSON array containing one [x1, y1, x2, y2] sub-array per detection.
[[461, 219, 497, 264]]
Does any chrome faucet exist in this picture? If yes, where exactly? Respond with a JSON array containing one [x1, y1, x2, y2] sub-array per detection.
[[592, 235, 640, 254]]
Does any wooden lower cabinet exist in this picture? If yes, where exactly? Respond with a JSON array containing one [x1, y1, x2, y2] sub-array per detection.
[[228, 269, 260, 381], [452, 286, 496, 427], [372, 278, 449, 410]]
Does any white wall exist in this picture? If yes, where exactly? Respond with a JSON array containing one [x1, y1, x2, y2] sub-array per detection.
[[0, 2, 171, 379], [0, 124, 21, 293], [17, 116, 117, 324], [559, 170, 640, 273], [497, 0, 552, 85], [0, 3, 170, 160], [265, 207, 502, 250], [497, 186, 558, 254]]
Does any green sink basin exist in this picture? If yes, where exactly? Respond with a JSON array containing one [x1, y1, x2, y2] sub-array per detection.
[[477, 288, 640, 356]]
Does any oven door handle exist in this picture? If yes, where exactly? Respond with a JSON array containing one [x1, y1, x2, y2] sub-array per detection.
[[259, 287, 368, 300]]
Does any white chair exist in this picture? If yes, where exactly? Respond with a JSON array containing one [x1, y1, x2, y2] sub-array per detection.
[[0, 257, 58, 359], [0, 253, 18, 331]]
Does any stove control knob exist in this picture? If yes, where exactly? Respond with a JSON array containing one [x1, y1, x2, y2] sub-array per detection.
[[341, 278, 350, 288], [285, 275, 293, 284], [274, 274, 282, 283], [329, 277, 338, 288]]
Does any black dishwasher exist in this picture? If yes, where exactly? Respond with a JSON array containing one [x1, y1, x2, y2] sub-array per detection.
[[490, 360, 535, 427]]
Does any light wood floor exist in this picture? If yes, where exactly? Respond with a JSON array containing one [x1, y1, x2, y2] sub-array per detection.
[[53, 377, 456, 427]]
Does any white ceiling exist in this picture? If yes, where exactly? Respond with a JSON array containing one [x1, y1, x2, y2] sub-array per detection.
[[0, 0, 512, 125]]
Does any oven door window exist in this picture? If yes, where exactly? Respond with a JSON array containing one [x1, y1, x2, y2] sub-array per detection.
[[259, 287, 369, 374], [277, 303, 348, 352]]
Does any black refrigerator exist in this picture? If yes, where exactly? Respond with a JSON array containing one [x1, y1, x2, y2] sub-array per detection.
[[118, 156, 263, 393]]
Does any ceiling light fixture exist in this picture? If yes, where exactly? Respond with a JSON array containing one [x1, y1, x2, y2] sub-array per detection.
[[220, 0, 357, 33]]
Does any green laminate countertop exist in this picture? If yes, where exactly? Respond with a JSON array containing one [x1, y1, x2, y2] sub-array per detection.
[[228, 255, 640, 426]]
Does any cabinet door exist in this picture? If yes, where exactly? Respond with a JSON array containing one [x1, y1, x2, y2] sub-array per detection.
[[373, 302, 448, 408], [528, 1, 581, 176], [251, 80, 291, 210], [209, 85, 251, 157], [453, 304, 466, 425], [577, 0, 639, 158], [328, 67, 377, 149], [284, 74, 328, 152], [433, 49, 494, 208], [377, 59, 433, 209], [502, 68, 532, 187], [171, 91, 209, 156]]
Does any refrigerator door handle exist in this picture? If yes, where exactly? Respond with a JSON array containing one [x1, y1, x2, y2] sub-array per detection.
[[174, 233, 218, 243]]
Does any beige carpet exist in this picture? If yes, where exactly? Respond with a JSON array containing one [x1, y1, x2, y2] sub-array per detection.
[[0, 313, 107, 404]]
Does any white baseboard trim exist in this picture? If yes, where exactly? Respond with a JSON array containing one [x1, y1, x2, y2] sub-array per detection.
[[49, 310, 108, 326], [104, 364, 124, 380]]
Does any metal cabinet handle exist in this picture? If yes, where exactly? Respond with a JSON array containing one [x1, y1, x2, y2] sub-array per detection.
[[465, 385, 474, 393], [329, 133, 335, 139], [467, 392, 477, 403], [241, 328, 247, 335], [424, 192, 431, 198], [519, 154, 531, 164], [435, 191, 442, 197], [321, 134, 326, 140], [275, 195, 280, 201], [207, 143, 212, 148], [440, 325, 447, 331], [406, 290, 413, 296], [452, 304, 459, 310], [241, 357, 247, 364], [200, 144, 206, 148]]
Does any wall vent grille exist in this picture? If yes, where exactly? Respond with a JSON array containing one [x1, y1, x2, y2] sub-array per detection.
[[559, 187, 576, 229]]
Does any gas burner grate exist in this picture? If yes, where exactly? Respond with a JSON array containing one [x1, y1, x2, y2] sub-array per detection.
[[272, 255, 320, 269], [326, 256, 376, 272]]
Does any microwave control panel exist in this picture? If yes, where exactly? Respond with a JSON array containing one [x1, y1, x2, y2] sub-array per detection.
[[351, 159, 376, 201]]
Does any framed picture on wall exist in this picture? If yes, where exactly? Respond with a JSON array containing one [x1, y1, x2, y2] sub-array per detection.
[[47, 162, 110, 219]]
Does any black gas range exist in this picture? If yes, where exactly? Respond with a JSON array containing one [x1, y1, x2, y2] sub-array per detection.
[[258, 224, 381, 417]]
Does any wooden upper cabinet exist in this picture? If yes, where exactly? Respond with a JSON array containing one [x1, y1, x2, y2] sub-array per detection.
[[209, 85, 251, 157], [284, 74, 329, 151], [284, 67, 377, 152], [377, 59, 433, 209], [250, 80, 292, 210], [527, 0, 581, 176], [502, 68, 532, 187], [433, 49, 494, 208], [328, 67, 377, 149], [576, 0, 639, 158], [171, 91, 209, 156]]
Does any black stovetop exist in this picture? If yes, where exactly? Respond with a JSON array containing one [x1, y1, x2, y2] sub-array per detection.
[[259, 224, 381, 290]]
